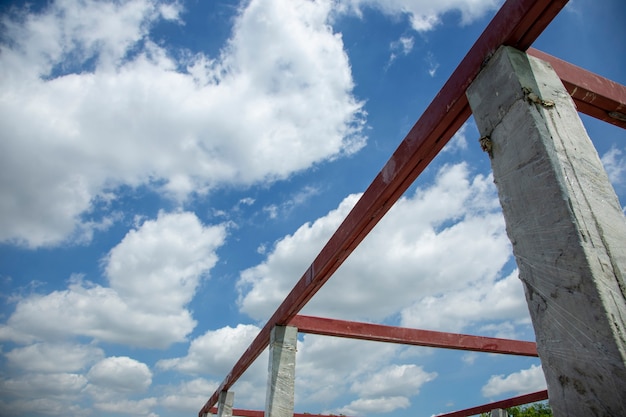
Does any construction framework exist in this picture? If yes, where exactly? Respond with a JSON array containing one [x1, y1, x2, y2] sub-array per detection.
[[200, 0, 626, 416]]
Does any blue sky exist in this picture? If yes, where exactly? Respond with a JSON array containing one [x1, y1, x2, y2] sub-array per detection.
[[1, 0, 625, 416]]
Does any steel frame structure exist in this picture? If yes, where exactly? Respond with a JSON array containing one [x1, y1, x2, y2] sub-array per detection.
[[200, 0, 626, 415], [289, 315, 538, 357]]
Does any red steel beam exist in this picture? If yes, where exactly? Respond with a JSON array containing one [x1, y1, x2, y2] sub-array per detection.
[[199, 1, 567, 414], [435, 390, 549, 417], [289, 315, 538, 357], [528, 48, 626, 129], [207, 409, 348, 417]]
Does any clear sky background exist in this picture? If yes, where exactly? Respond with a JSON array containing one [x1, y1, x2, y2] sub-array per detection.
[[0, 0, 625, 416]]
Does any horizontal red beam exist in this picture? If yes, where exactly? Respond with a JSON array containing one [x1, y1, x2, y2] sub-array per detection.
[[528, 48, 626, 129], [199, 1, 567, 414], [207, 408, 349, 417], [289, 315, 538, 357], [435, 390, 549, 417]]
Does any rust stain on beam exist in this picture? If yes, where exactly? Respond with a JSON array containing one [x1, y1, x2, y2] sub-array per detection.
[[199, 1, 567, 415], [528, 48, 626, 129], [289, 315, 538, 357]]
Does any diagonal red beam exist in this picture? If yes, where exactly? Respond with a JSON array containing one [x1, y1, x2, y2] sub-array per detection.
[[289, 315, 538, 357], [528, 48, 626, 129], [435, 390, 549, 417], [199, 1, 567, 414]]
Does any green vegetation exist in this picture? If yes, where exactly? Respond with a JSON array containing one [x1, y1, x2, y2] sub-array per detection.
[[480, 402, 552, 417], [508, 403, 552, 417]]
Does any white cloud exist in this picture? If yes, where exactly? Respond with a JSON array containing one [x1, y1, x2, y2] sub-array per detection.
[[0, 211, 226, 348], [238, 163, 520, 331], [400, 269, 529, 334], [0, 398, 88, 417], [601, 146, 626, 188], [295, 334, 403, 408], [481, 364, 547, 398], [335, 0, 500, 32], [158, 324, 273, 409], [350, 364, 437, 398], [160, 378, 220, 413], [0, 0, 365, 248], [263, 186, 321, 220], [442, 121, 470, 153], [0, 373, 88, 400], [4, 342, 104, 373], [237, 192, 360, 320], [105, 211, 225, 314], [87, 356, 152, 393], [338, 396, 411, 414], [426, 51, 440, 77], [94, 398, 158, 416], [387, 35, 415, 67], [310, 363, 436, 415], [157, 324, 261, 376]]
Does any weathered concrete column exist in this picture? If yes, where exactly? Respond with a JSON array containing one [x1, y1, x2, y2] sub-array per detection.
[[216, 391, 234, 417], [265, 325, 297, 417], [490, 409, 507, 417], [467, 46, 626, 416]]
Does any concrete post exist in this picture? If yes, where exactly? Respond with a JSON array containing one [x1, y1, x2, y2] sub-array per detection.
[[216, 391, 234, 417], [466, 46, 626, 416], [265, 325, 298, 417], [490, 409, 508, 417]]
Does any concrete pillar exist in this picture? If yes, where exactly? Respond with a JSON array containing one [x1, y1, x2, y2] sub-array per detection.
[[466, 46, 626, 416], [490, 409, 508, 417], [265, 325, 298, 417], [217, 391, 234, 417]]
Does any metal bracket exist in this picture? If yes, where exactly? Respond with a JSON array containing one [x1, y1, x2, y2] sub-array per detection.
[[523, 86, 555, 108]]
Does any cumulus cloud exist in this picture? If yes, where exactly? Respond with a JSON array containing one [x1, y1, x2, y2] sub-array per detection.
[[87, 356, 152, 393], [94, 398, 158, 416], [105, 211, 225, 314], [157, 324, 261, 376], [335, 0, 500, 32], [160, 378, 220, 413], [4, 342, 104, 373], [238, 162, 523, 333], [237, 193, 359, 320], [481, 364, 547, 398], [0, 0, 365, 248], [1, 372, 88, 400], [295, 333, 437, 415], [157, 324, 276, 410], [311, 363, 436, 414], [0, 211, 226, 348], [350, 364, 436, 398], [400, 269, 529, 334], [338, 396, 411, 414]]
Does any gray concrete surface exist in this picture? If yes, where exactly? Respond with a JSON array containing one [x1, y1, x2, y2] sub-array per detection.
[[467, 46, 626, 416], [265, 326, 297, 417]]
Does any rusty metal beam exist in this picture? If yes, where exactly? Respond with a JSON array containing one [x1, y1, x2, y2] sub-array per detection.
[[289, 315, 538, 357], [198, 1, 568, 414], [207, 409, 346, 417], [528, 48, 626, 129], [436, 390, 549, 417]]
